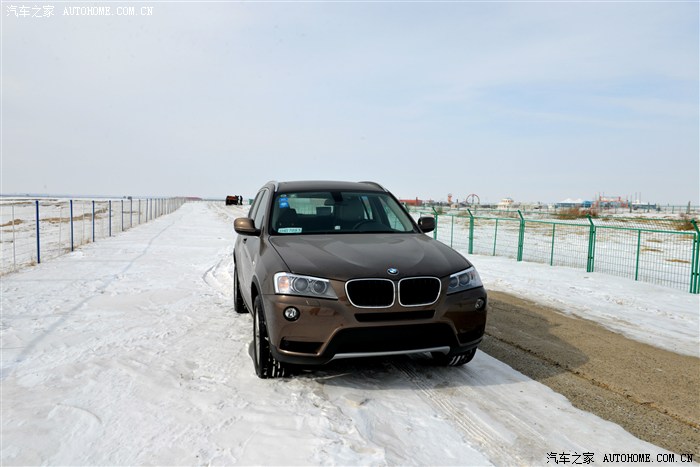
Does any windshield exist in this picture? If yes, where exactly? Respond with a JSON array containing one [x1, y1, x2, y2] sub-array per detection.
[[269, 191, 418, 235]]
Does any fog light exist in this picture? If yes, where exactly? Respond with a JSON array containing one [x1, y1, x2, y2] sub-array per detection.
[[475, 298, 485, 310], [283, 307, 300, 321]]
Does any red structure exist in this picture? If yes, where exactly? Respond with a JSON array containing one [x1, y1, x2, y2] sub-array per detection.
[[400, 198, 423, 207], [593, 195, 628, 210], [466, 194, 480, 205]]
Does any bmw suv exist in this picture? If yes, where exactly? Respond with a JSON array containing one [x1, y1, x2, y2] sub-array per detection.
[[233, 180, 487, 378]]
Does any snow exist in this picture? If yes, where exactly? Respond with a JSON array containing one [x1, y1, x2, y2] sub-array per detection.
[[468, 255, 700, 358], [1, 202, 688, 465]]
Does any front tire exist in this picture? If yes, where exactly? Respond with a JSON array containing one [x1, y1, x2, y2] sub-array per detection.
[[432, 348, 477, 367], [253, 296, 288, 378]]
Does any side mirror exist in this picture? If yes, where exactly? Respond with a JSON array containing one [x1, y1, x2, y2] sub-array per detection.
[[418, 216, 435, 233], [234, 217, 260, 236]]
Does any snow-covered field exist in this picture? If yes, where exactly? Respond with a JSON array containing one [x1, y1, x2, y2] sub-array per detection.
[[471, 255, 699, 358], [0, 198, 181, 275], [1, 202, 693, 465]]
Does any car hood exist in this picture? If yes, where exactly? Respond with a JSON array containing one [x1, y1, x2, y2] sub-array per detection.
[[269, 233, 471, 281]]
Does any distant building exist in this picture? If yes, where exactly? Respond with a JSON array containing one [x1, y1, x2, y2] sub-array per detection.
[[631, 201, 657, 210], [400, 198, 423, 207], [497, 198, 515, 209], [556, 198, 592, 208]]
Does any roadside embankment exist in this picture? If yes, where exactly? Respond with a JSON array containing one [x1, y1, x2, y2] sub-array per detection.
[[482, 291, 700, 457]]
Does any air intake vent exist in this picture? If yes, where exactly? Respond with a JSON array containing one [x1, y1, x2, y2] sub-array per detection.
[[355, 310, 435, 322]]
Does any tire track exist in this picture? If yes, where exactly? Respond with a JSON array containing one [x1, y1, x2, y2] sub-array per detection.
[[394, 360, 541, 465]]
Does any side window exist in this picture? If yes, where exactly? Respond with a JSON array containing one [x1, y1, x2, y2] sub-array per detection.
[[253, 189, 271, 230]]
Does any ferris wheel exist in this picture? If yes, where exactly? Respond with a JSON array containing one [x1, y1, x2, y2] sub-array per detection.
[[466, 194, 480, 205]]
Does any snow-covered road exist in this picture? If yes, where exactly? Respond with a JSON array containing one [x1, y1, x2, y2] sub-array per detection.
[[0, 202, 679, 465]]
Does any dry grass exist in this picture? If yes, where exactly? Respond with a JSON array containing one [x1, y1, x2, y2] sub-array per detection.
[[42, 217, 70, 224], [0, 219, 23, 228], [666, 258, 691, 264], [556, 208, 599, 220], [674, 218, 696, 231]]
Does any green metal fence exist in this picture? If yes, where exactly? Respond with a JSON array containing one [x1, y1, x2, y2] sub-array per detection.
[[411, 208, 700, 294]]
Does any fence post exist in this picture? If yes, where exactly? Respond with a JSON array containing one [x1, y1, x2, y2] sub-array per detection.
[[431, 207, 439, 240], [690, 220, 700, 294], [493, 219, 499, 256], [634, 229, 642, 281], [11, 205, 16, 270], [92, 200, 95, 242], [109, 200, 112, 237], [130, 198, 133, 228], [82, 201, 86, 243], [450, 215, 454, 248], [550, 223, 556, 266], [121, 200, 124, 231], [35, 200, 41, 264], [467, 209, 474, 254], [586, 215, 596, 273], [70, 199, 74, 252], [139, 199, 141, 224], [517, 210, 525, 262]]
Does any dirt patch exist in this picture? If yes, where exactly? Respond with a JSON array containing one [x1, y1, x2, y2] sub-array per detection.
[[481, 290, 699, 456]]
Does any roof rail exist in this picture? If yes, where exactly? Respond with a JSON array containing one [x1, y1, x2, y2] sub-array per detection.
[[358, 181, 386, 191], [265, 180, 279, 192]]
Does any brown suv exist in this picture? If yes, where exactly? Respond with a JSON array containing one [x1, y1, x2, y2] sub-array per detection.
[[233, 180, 487, 378]]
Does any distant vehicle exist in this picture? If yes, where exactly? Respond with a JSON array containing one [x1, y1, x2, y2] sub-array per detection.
[[233, 180, 488, 378], [226, 195, 239, 206]]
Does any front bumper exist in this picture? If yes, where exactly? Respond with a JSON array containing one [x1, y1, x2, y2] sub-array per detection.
[[261, 285, 488, 366]]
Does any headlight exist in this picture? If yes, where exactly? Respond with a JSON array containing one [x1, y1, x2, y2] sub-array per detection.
[[274, 272, 338, 299], [447, 266, 483, 294]]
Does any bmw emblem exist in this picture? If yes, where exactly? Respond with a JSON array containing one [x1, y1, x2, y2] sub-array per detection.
[[387, 267, 399, 275]]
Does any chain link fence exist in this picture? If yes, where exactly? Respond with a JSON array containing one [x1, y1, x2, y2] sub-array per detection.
[[410, 208, 700, 294], [1, 197, 185, 275]]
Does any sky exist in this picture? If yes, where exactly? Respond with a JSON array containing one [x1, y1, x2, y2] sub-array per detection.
[[2, 1, 698, 204]]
